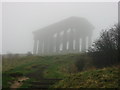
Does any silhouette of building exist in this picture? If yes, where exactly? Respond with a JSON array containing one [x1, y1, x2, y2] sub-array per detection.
[[33, 16, 94, 55]]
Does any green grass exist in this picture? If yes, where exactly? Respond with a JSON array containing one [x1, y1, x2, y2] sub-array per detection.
[[2, 54, 82, 88], [53, 65, 120, 88], [3, 54, 119, 88]]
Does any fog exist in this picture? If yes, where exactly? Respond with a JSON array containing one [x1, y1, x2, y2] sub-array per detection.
[[2, 2, 118, 54]]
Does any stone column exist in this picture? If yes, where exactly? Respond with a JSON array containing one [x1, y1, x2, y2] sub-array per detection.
[[56, 32, 60, 54], [45, 33, 52, 55], [52, 33, 57, 54], [66, 28, 71, 53], [62, 30, 67, 54], [81, 37, 86, 52], [49, 35, 54, 55], [75, 36, 79, 53], [79, 38, 82, 52], [37, 40, 40, 55], [38, 40, 43, 55], [85, 36, 89, 52], [72, 29, 76, 53], [44, 37, 49, 55], [74, 29, 80, 53], [46, 37, 50, 55], [69, 29, 74, 53], [40, 40, 44, 55], [33, 39, 38, 54]]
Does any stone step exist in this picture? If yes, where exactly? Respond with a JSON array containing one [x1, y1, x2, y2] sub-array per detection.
[[29, 78, 62, 89], [30, 86, 49, 89], [30, 82, 55, 85]]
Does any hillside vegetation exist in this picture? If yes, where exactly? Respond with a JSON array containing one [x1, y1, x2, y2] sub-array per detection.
[[3, 54, 90, 88], [2, 54, 120, 88], [54, 65, 120, 88]]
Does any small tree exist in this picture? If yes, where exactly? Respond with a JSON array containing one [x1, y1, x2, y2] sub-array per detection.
[[89, 25, 120, 67]]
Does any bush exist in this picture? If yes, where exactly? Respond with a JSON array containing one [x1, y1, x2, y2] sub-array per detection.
[[75, 54, 93, 71], [88, 25, 120, 68], [75, 56, 85, 71]]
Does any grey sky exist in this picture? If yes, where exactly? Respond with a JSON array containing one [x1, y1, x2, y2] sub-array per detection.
[[2, 2, 118, 54]]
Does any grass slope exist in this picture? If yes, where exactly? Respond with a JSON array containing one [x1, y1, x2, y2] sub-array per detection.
[[3, 54, 119, 88], [54, 66, 120, 88], [2, 54, 81, 88]]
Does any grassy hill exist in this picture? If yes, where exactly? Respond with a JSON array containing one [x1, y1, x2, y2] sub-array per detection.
[[2, 54, 84, 88], [2, 54, 120, 88], [53, 65, 120, 88]]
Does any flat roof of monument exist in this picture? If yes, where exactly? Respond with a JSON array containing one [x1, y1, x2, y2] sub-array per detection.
[[33, 16, 94, 35]]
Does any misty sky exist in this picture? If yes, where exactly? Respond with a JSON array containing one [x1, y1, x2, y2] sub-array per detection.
[[2, 2, 118, 54]]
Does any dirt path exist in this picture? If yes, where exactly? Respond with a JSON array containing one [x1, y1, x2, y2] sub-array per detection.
[[10, 65, 46, 88], [10, 76, 29, 88], [10, 65, 62, 88]]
